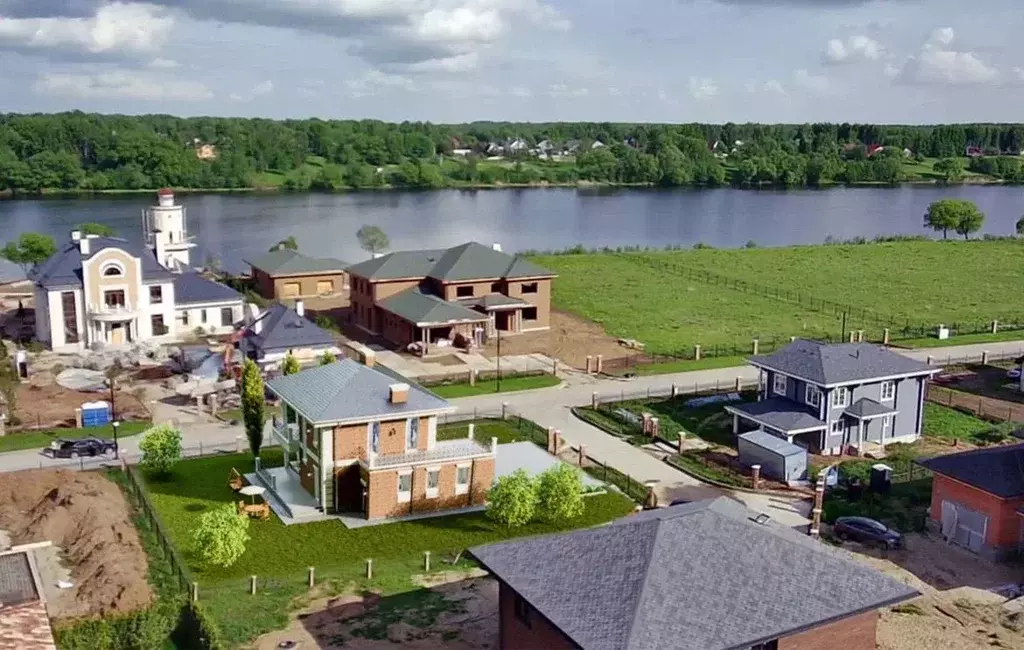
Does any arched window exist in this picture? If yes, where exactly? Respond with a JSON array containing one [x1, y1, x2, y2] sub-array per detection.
[[102, 264, 123, 277]]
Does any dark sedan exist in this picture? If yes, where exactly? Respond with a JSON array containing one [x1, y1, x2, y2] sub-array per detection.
[[43, 437, 116, 459], [833, 516, 903, 549]]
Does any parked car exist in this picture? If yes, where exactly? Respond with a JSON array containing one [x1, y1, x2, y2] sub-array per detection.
[[832, 516, 903, 549], [43, 437, 116, 459]]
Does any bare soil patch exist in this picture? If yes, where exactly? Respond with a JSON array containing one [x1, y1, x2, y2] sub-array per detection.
[[843, 533, 1024, 650], [480, 310, 631, 369], [0, 469, 152, 620], [254, 572, 497, 650], [12, 380, 148, 429]]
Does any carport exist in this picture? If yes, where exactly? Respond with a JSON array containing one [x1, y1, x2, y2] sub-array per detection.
[[725, 397, 828, 453], [737, 430, 808, 484]]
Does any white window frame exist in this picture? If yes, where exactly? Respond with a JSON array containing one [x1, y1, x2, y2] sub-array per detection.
[[804, 384, 821, 408], [455, 464, 471, 495], [881, 415, 891, 437], [830, 419, 845, 435], [772, 373, 787, 396], [369, 421, 381, 454], [831, 386, 850, 408], [406, 417, 419, 451], [880, 381, 895, 402], [426, 467, 441, 499], [397, 470, 412, 503]]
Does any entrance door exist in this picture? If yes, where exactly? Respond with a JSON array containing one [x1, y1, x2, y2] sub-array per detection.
[[334, 463, 363, 514], [941, 500, 988, 553], [110, 323, 125, 345]]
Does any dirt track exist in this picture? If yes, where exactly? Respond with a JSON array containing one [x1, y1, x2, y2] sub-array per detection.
[[0, 469, 152, 620]]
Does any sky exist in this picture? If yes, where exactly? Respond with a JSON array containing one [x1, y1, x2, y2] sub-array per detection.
[[1, 0, 1023, 123]]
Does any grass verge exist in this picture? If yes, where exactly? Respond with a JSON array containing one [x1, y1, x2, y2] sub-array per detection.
[[921, 402, 1015, 445], [427, 374, 561, 398], [0, 420, 152, 453], [436, 417, 546, 446], [667, 452, 750, 489]]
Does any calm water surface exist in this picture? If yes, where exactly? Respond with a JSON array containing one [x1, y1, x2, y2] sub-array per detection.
[[1, 185, 1022, 279]]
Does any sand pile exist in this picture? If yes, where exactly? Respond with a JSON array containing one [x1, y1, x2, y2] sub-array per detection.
[[0, 469, 152, 619]]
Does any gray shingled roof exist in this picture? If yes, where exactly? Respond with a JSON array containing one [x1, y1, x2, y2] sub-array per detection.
[[749, 340, 937, 386], [919, 444, 1024, 498], [29, 237, 174, 289], [845, 398, 897, 419], [173, 273, 242, 305], [347, 242, 554, 282], [379, 288, 488, 326], [725, 397, 827, 433], [240, 303, 334, 357], [0, 552, 38, 607], [738, 430, 807, 457], [244, 249, 348, 276], [266, 358, 453, 424], [470, 497, 918, 650]]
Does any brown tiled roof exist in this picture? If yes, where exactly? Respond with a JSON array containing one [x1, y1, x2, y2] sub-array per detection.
[[0, 601, 56, 650]]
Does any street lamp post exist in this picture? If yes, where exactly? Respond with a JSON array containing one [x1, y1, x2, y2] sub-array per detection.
[[112, 420, 120, 459], [495, 328, 502, 393]]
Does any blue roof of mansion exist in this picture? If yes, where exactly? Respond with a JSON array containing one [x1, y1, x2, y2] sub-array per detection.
[[29, 237, 174, 289]]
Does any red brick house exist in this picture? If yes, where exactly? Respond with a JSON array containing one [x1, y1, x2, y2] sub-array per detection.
[[470, 497, 918, 650], [919, 444, 1024, 559]]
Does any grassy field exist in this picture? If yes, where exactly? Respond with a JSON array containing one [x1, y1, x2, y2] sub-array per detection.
[[531, 240, 1024, 355], [0, 420, 152, 453], [427, 374, 560, 398], [141, 435, 632, 646], [921, 402, 1015, 445]]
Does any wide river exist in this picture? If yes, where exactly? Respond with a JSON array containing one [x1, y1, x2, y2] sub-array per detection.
[[1, 185, 1021, 279]]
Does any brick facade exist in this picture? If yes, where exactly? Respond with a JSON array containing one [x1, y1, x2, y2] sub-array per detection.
[[253, 268, 348, 301], [333, 423, 367, 461], [498, 583, 579, 650], [928, 474, 1024, 554], [778, 610, 878, 650], [365, 457, 495, 520]]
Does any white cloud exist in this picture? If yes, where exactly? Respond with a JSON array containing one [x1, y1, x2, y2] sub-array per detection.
[[399, 52, 480, 73], [763, 79, 787, 95], [344, 70, 415, 97], [688, 76, 718, 100], [230, 79, 274, 101], [0, 3, 174, 56], [1015, 67, 1024, 82], [509, 85, 532, 97], [148, 57, 179, 69], [546, 83, 588, 97], [35, 69, 213, 101], [895, 28, 999, 85], [792, 69, 830, 92], [823, 35, 884, 64]]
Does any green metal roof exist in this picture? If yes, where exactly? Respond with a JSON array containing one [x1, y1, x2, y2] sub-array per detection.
[[244, 249, 348, 276], [347, 242, 555, 282], [379, 288, 488, 326]]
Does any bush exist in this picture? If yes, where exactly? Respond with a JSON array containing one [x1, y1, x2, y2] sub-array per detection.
[[192, 504, 250, 568], [319, 350, 337, 365], [139, 424, 182, 476], [486, 469, 539, 528], [537, 464, 585, 522], [282, 353, 300, 375], [241, 358, 265, 456]]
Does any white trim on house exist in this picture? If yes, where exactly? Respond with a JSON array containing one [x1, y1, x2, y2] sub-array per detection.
[[360, 448, 494, 472], [397, 470, 412, 503], [880, 380, 896, 401], [773, 374, 787, 396], [748, 362, 940, 390], [804, 385, 821, 408], [831, 386, 850, 408], [830, 419, 845, 435], [881, 415, 891, 437], [455, 463, 471, 495], [425, 467, 441, 499], [269, 403, 456, 428]]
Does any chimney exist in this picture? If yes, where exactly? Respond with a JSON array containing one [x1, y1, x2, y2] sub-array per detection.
[[389, 383, 409, 404], [492, 243, 502, 252], [79, 236, 90, 255], [70, 230, 82, 243], [295, 300, 304, 317]]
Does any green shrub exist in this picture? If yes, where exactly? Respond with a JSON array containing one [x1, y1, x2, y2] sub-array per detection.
[[486, 469, 539, 528], [193, 504, 250, 568], [139, 424, 182, 476], [537, 464, 585, 522]]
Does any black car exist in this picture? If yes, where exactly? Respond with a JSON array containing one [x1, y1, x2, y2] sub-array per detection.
[[833, 516, 903, 549], [43, 437, 116, 459]]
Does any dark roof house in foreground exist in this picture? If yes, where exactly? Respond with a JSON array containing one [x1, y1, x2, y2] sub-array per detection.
[[920, 444, 1024, 559], [239, 301, 338, 369], [726, 340, 938, 456], [347, 242, 555, 355], [470, 497, 918, 650]]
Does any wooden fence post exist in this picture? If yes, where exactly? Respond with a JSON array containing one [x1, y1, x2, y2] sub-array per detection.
[[424, 551, 431, 572], [191, 582, 199, 602], [365, 559, 373, 579], [250, 575, 257, 595], [308, 566, 315, 588]]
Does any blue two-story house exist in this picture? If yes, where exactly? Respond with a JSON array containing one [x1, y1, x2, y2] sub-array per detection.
[[725, 340, 940, 456]]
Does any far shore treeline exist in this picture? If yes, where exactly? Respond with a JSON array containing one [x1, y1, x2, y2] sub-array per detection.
[[4, 113, 1024, 195]]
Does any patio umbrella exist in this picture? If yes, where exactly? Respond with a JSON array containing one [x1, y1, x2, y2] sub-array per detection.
[[239, 484, 266, 504]]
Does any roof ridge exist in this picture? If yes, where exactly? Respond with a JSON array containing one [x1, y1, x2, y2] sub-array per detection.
[[623, 516, 684, 649]]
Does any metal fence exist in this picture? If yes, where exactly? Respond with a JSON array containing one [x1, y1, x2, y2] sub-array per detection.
[[591, 378, 759, 406], [926, 383, 1023, 423]]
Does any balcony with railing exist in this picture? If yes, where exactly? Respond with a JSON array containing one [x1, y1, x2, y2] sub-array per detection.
[[88, 302, 140, 321]]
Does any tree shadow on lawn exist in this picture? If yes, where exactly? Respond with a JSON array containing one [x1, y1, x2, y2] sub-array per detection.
[[618, 390, 757, 446]]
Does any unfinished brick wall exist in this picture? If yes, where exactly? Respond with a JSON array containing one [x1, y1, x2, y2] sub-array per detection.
[[929, 474, 1024, 553], [777, 610, 878, 650]]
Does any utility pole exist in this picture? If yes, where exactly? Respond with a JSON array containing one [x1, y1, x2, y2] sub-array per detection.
[[496, 328, 502, 393]]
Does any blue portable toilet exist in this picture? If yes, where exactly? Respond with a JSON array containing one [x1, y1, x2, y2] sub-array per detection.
[[81, 401, 112, 428]]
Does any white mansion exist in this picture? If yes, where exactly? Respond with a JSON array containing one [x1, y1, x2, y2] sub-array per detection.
[[30, 189, 244, 353]]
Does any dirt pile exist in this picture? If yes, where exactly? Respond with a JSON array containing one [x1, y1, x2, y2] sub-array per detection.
[[0, 469, 152, 620]]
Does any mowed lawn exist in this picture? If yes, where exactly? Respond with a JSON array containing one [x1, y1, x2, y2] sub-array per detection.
[[531, 252, 844, 354], [531, 240, 1024, 353]]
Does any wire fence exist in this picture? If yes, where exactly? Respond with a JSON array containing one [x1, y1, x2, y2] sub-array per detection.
[[926, 384, 1024, 423]]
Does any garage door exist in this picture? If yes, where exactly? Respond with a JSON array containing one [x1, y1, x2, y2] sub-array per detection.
[[281, 282, 300, 298], [316, 280, 334, 295], [941, 500, 988, 553]]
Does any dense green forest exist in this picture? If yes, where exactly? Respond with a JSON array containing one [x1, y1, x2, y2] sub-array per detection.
[[3, 112, 1024, 194]]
